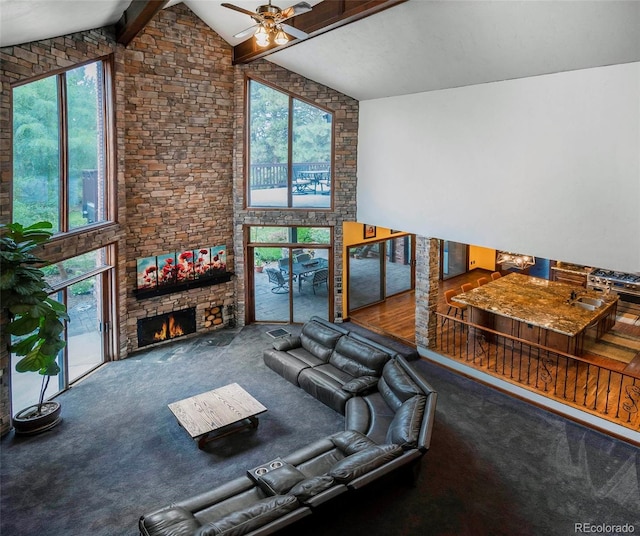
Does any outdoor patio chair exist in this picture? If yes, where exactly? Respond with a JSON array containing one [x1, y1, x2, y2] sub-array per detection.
[[301, 268, 328, 294], [295, 253, 312, 263], [266, 268, 289, 294], [279, 257, 297, 280]]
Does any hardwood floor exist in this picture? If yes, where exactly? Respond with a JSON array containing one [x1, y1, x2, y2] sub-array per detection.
[[349, 269, 495, 346]]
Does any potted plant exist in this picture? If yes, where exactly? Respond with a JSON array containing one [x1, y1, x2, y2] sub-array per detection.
[[255, 258, 264, 273], [0, 221, 69, 435]]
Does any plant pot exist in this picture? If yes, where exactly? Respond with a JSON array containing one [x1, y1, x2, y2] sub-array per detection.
[[13, 401, 62, 435], [256, 266, 264, 273]]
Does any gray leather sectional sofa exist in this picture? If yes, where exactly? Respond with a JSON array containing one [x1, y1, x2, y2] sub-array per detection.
[[139, 317, 437, 536]]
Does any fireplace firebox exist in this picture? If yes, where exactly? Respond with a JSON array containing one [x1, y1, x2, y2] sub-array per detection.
[[137, 308, 196, 348]]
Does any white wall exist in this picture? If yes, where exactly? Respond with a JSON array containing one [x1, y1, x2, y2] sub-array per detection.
[[357, 63, 640, 273]]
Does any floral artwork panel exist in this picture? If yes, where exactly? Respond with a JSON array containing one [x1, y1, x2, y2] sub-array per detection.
[[157, 253, 178, 286], [209, 245, 227, 275], [137, 256, 158, 290], [193, 247, 211, 279], [176, 250, 195, 282]]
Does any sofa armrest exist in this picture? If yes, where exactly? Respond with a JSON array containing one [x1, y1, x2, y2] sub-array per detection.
[[139, 506, 200, 536], [395, 356, 438, 451], [341, 375, 378, 395], [272, 336, 301, 352]]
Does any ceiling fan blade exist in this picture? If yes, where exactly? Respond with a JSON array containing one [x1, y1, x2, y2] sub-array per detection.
[[221, 3, 260, 18], [234, 24, 260, 40], [281, 23, 308, 40], [280, 2, 312, 21]]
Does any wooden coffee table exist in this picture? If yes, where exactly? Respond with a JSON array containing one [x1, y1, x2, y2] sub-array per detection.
[[168, 383, 267, 449]]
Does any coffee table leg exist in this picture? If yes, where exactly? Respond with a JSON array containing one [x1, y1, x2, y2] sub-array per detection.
[[197, 434, 210, 450], [197, 417, 259, 449]]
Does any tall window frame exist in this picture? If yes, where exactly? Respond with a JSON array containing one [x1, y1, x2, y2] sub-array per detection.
[[246, 225, 333, 324], [11, 56, 115, 234], [245, 76, 334, 210]]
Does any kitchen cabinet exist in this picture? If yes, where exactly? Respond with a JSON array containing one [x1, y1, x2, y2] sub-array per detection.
[[550, 262, 590, 288]]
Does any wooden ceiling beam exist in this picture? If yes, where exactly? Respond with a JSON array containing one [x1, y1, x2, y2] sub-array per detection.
[[232, 0, 408, 64], [115, 0, 169, 46]]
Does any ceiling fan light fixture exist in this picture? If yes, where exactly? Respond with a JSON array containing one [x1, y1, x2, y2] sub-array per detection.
[[274, 28, 289, 45], [254, 24, 270, 47]]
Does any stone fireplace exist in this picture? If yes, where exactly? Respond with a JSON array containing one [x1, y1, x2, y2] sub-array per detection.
[[137, 307, 196, 348]]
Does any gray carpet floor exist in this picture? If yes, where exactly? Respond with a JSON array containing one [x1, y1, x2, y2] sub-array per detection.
[[1, 323, 638, 536]]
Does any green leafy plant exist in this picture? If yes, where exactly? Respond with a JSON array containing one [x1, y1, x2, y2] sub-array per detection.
[[0, 221, 69, 414]]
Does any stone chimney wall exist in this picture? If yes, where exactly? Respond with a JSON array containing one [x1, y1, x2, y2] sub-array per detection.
[[123, 5, 236, 351]]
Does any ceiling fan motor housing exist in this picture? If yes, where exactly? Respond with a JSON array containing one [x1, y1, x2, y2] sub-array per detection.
[[257, 4, 281, 18]]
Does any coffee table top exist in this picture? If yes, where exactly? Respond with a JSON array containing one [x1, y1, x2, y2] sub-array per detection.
[[168, 383, 267, 439]]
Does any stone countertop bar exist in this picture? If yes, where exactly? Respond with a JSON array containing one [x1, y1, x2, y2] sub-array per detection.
[[452, 273, 618, 337]]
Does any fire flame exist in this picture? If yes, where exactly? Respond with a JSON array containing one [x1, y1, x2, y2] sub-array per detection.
[[153, 315, 185, 341]]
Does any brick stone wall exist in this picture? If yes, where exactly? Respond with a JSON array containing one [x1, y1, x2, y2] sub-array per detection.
[[0, 29, 128, 436], [0, 3, 360, 436], [123, 4, 236, 351], [232, 62, 359, 324]]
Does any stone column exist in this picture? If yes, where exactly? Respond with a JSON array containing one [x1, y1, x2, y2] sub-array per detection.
[[415, 236, 440, 350]]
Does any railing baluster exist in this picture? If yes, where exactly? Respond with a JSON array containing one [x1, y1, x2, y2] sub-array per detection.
[[434, 311, 639, 431]]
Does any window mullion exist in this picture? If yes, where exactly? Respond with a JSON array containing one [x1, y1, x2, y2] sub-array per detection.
[[58, 73, 69, 233], [287, 95, 293, 207]]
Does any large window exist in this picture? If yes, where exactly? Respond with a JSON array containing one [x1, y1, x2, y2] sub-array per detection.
[[11, 247, 116, 413], [12, 59, 111, 232], [247, 79, 333, 209]]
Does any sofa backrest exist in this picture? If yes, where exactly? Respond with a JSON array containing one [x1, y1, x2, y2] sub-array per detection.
[[378, 359, 423, 412], [300, 319, 347, 362], [328, 336, 391, 378]]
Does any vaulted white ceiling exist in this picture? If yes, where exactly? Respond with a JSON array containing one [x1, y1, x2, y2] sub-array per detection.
[[1, 0, 639, 101]]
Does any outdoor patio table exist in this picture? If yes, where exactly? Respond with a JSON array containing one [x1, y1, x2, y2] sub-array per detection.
[[289, 257, 329, 292], [297, 170, 330, 194]]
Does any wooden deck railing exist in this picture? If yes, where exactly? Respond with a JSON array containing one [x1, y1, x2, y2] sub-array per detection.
[[435, 312, 640, 431], [249, 163, 330, 189]]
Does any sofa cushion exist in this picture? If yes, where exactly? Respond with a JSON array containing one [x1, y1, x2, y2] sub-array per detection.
[[341, 375, 378, 395], [378, 360, 422, 411], [330, 430, 377, 455], [289, 476, 336, 502], [141, 506, 201, 536], [345, 393, 396, 445], [328, 444, 403, 484], [263, 350, 311, 385], [299, 321, 344, 362], [256, 464, 306, 496], [329, 336, 390, 378], [196, 495, 299, 536], [386, 395, 427, 449], [272, 336, 300, 352]]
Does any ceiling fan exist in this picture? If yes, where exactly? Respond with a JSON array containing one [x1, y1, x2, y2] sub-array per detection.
[[222, 1, 313, 47]]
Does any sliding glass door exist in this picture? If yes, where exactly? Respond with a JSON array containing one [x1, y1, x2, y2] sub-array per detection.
[[348, 243, 383, 310], [440, 240, 468, 280], [11, 248, 115, 413], [348, 234, 415, 313], [248, 226, 332, 324]]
